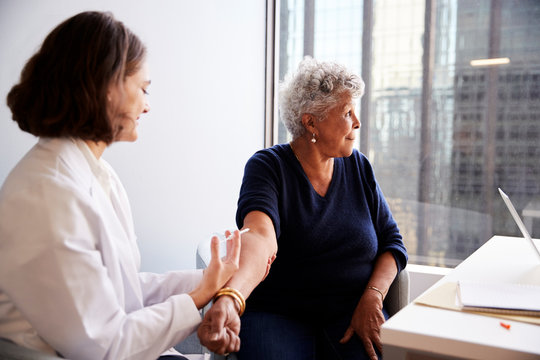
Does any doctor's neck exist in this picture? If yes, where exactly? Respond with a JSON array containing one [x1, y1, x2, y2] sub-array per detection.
[[84, 140, 107, 159]]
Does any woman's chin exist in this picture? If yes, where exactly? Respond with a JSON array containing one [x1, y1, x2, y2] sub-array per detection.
[[341, 144, 355, 157]]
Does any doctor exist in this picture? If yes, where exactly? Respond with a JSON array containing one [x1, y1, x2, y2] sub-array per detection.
[[0, 11, 241, 360]]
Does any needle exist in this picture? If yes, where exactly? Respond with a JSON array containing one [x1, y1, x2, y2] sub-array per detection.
[[224, 228, 250, 241]]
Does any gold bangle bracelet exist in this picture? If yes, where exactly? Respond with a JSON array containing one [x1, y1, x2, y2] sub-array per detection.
[[367, 285, 385, 302], [215, 287, 246, 316], [215, 289, 245, 316]]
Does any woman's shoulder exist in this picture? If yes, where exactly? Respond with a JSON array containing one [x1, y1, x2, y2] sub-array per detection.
[[242, 144, 299, 185], [343, 148, 371, 168], [253, 143, 291, 158], [248, 143, 292, 166], [339, 149, 378, 186]]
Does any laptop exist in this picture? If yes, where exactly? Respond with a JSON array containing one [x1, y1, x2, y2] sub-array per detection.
[[498, 188, 540, 261]]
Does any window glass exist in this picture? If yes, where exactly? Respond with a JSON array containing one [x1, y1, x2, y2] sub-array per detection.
[[277, 0, 540, 267]]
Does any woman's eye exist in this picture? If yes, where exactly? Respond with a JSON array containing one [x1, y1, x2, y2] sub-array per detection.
[[143, 88, 149, 95]]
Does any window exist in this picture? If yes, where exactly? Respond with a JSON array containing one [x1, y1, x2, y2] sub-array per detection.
[[273, 0, 540, 267]]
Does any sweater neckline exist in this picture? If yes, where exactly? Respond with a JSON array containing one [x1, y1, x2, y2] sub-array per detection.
[[285, 143, 339, 200]]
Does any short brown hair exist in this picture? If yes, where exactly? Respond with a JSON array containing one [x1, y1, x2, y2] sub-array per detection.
[[6, 11, 146, 144]]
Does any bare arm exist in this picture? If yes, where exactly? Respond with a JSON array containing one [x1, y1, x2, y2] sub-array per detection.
[[340, 251, 398, 360], [365, 251, 399, 298], [197, 210, 277, 354], [226, 210, 278, 298]]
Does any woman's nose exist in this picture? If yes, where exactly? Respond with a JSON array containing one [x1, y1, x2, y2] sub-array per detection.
[[353, 113, 360, 129], [143, 101, 150, 113]]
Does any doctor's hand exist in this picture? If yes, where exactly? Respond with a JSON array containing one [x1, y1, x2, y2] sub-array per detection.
[[198, 295, 241, 354], [189, 230, 241, 309], [339, 289, 385, 360]]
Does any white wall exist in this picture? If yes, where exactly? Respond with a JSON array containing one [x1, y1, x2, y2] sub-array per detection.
[[0, 0, 266, 272]]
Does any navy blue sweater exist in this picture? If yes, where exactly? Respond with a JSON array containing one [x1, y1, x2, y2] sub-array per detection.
[[236, 144, 407, 321]]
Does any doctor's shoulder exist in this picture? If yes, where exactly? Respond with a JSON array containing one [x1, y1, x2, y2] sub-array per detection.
[[0, 140, 93, 211]]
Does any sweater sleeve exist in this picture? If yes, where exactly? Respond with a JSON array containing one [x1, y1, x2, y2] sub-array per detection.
[[236, 149, 282, 238], [374, 180, 408, 273], [358, 152, 408, 273]]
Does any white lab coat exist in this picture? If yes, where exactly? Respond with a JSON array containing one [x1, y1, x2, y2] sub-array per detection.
[[0, 138, 203, 360]]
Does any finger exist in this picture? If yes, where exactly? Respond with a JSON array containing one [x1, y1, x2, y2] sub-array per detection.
[[227, 230, 240, 265], [339, 326, 354, 344], [225, 232, 233, 260], [223, 229, 237, 263], [210, 338, 227, 354], [372, 312, 384, 353], [198, 321, 226, 353], [362, 337, 378, 360], [229, 229, 242, 264], [225, 328, 241, 353], [232, 333, 241, 353], [209, 235, 220, 263], [222, 230, 232, 261], [215, 328, 235, 355], [208, 329, 226, 353], [373, 330, 383, 354]]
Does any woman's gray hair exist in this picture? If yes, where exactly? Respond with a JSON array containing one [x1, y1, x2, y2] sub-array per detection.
[[279, 57, 365, 139]]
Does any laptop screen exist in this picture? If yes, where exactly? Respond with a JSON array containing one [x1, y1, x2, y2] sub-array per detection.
[[499, 188, 540, 261]]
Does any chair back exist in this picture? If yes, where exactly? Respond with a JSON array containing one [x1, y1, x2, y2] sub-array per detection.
[[385, 268, 410, 317]]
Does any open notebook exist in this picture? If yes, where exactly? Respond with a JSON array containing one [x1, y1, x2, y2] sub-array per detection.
[[457, 281, 540, 316]]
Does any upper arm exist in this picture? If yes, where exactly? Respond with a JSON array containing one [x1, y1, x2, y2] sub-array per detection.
[[227, 210, 278, 294], [236, 152, 282, 238], [242, 210, 278, 255]]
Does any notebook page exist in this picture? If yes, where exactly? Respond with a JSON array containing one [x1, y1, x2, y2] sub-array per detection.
[[458, 281, 540, 312]]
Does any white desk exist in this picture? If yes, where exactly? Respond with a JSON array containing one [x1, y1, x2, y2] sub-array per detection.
[[381, 236, 540, 360]]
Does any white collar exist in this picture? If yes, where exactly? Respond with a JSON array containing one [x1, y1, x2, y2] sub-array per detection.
[[73, 138, 112, 199]]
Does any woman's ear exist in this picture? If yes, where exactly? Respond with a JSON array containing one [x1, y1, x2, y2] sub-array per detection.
[[301, 113, 316, 132]]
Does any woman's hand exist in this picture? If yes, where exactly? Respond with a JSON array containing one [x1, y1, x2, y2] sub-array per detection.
[[197, 295, 241, 354], [340, 289, 385, 360], [189, 230, 241, 309]]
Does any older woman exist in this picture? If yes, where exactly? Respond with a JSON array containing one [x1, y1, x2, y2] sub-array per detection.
[[0, 11, 241, 360], [198, 57, 407, 360]]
